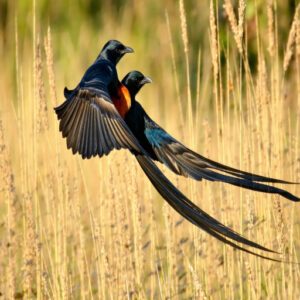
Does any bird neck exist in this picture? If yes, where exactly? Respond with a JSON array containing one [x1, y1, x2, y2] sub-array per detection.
[[99, 51, 120, 65], [128, 90, 137, 101], [128, 85, 142, 100]]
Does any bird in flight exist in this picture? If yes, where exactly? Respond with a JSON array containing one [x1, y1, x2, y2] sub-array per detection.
[[56, 40, 298, 262]]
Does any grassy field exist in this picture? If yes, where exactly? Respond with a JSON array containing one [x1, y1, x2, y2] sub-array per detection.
[[0, 0, 300, 299]]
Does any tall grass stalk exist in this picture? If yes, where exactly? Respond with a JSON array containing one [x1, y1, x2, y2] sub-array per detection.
[[0, 1, 299, 299]]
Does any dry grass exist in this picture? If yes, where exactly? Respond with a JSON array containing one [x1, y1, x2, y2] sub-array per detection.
[[0, 1, 300, 299]]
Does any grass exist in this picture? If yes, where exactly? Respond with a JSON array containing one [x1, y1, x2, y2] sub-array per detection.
[[0, 0, 300, 299]]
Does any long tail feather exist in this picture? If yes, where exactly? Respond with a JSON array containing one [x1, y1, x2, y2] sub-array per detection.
[[187, 152, 298, 184], [135, 155, 285, 261], [173, 156, 300, 202], [188, 166, 299, 202]]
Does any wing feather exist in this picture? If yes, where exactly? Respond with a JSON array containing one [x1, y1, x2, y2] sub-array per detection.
[[55, 88, 142, 158]]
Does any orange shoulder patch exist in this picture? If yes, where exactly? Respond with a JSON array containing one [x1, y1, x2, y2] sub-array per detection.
[[112, 84, 132, 118]]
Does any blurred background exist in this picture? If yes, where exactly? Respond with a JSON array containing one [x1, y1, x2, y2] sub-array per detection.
[[1, 0, 299, 114], [0, 0, 300, 299]]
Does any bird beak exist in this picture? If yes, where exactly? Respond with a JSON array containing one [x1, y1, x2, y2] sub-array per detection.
[[141, 76, 152, 85], [123, 46, 134, 54]]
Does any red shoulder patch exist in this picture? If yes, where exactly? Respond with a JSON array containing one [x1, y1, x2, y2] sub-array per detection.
[[112, 84, 131, 118]]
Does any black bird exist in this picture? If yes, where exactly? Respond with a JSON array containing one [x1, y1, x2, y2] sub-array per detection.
[[56, 41, 291, 262], [56, 40, 141, 159], [122, 70, 299, 203]]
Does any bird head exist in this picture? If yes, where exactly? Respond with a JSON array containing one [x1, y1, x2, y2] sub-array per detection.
[[121, 71, 152, 98], [100, 40, 134, 65]]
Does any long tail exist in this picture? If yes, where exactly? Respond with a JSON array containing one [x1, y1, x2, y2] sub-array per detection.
[[135, 154, 287, 262], [149, 134, 299, 202], [175, 158, 300, 202], [192, 152, 298, 184]]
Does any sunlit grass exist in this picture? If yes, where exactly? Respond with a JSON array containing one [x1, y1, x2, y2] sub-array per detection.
[[0, 0, 300, 299]]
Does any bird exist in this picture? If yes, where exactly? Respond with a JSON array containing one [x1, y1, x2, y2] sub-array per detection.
[[121, 70, 300, 203], [56, 40, 142, 159], [55, 40, 293, 262]]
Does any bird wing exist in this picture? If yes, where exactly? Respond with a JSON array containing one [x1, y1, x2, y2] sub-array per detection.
[[143, 115, 299, 202], [55, 87, 141, 159]]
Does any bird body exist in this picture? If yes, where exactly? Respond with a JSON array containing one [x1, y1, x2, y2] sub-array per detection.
[[124, 101, 158, 159]]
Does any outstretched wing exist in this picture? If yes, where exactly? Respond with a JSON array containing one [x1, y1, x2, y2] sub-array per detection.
[[142, 114, 299, 202], [55, 88, 141, 159]]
